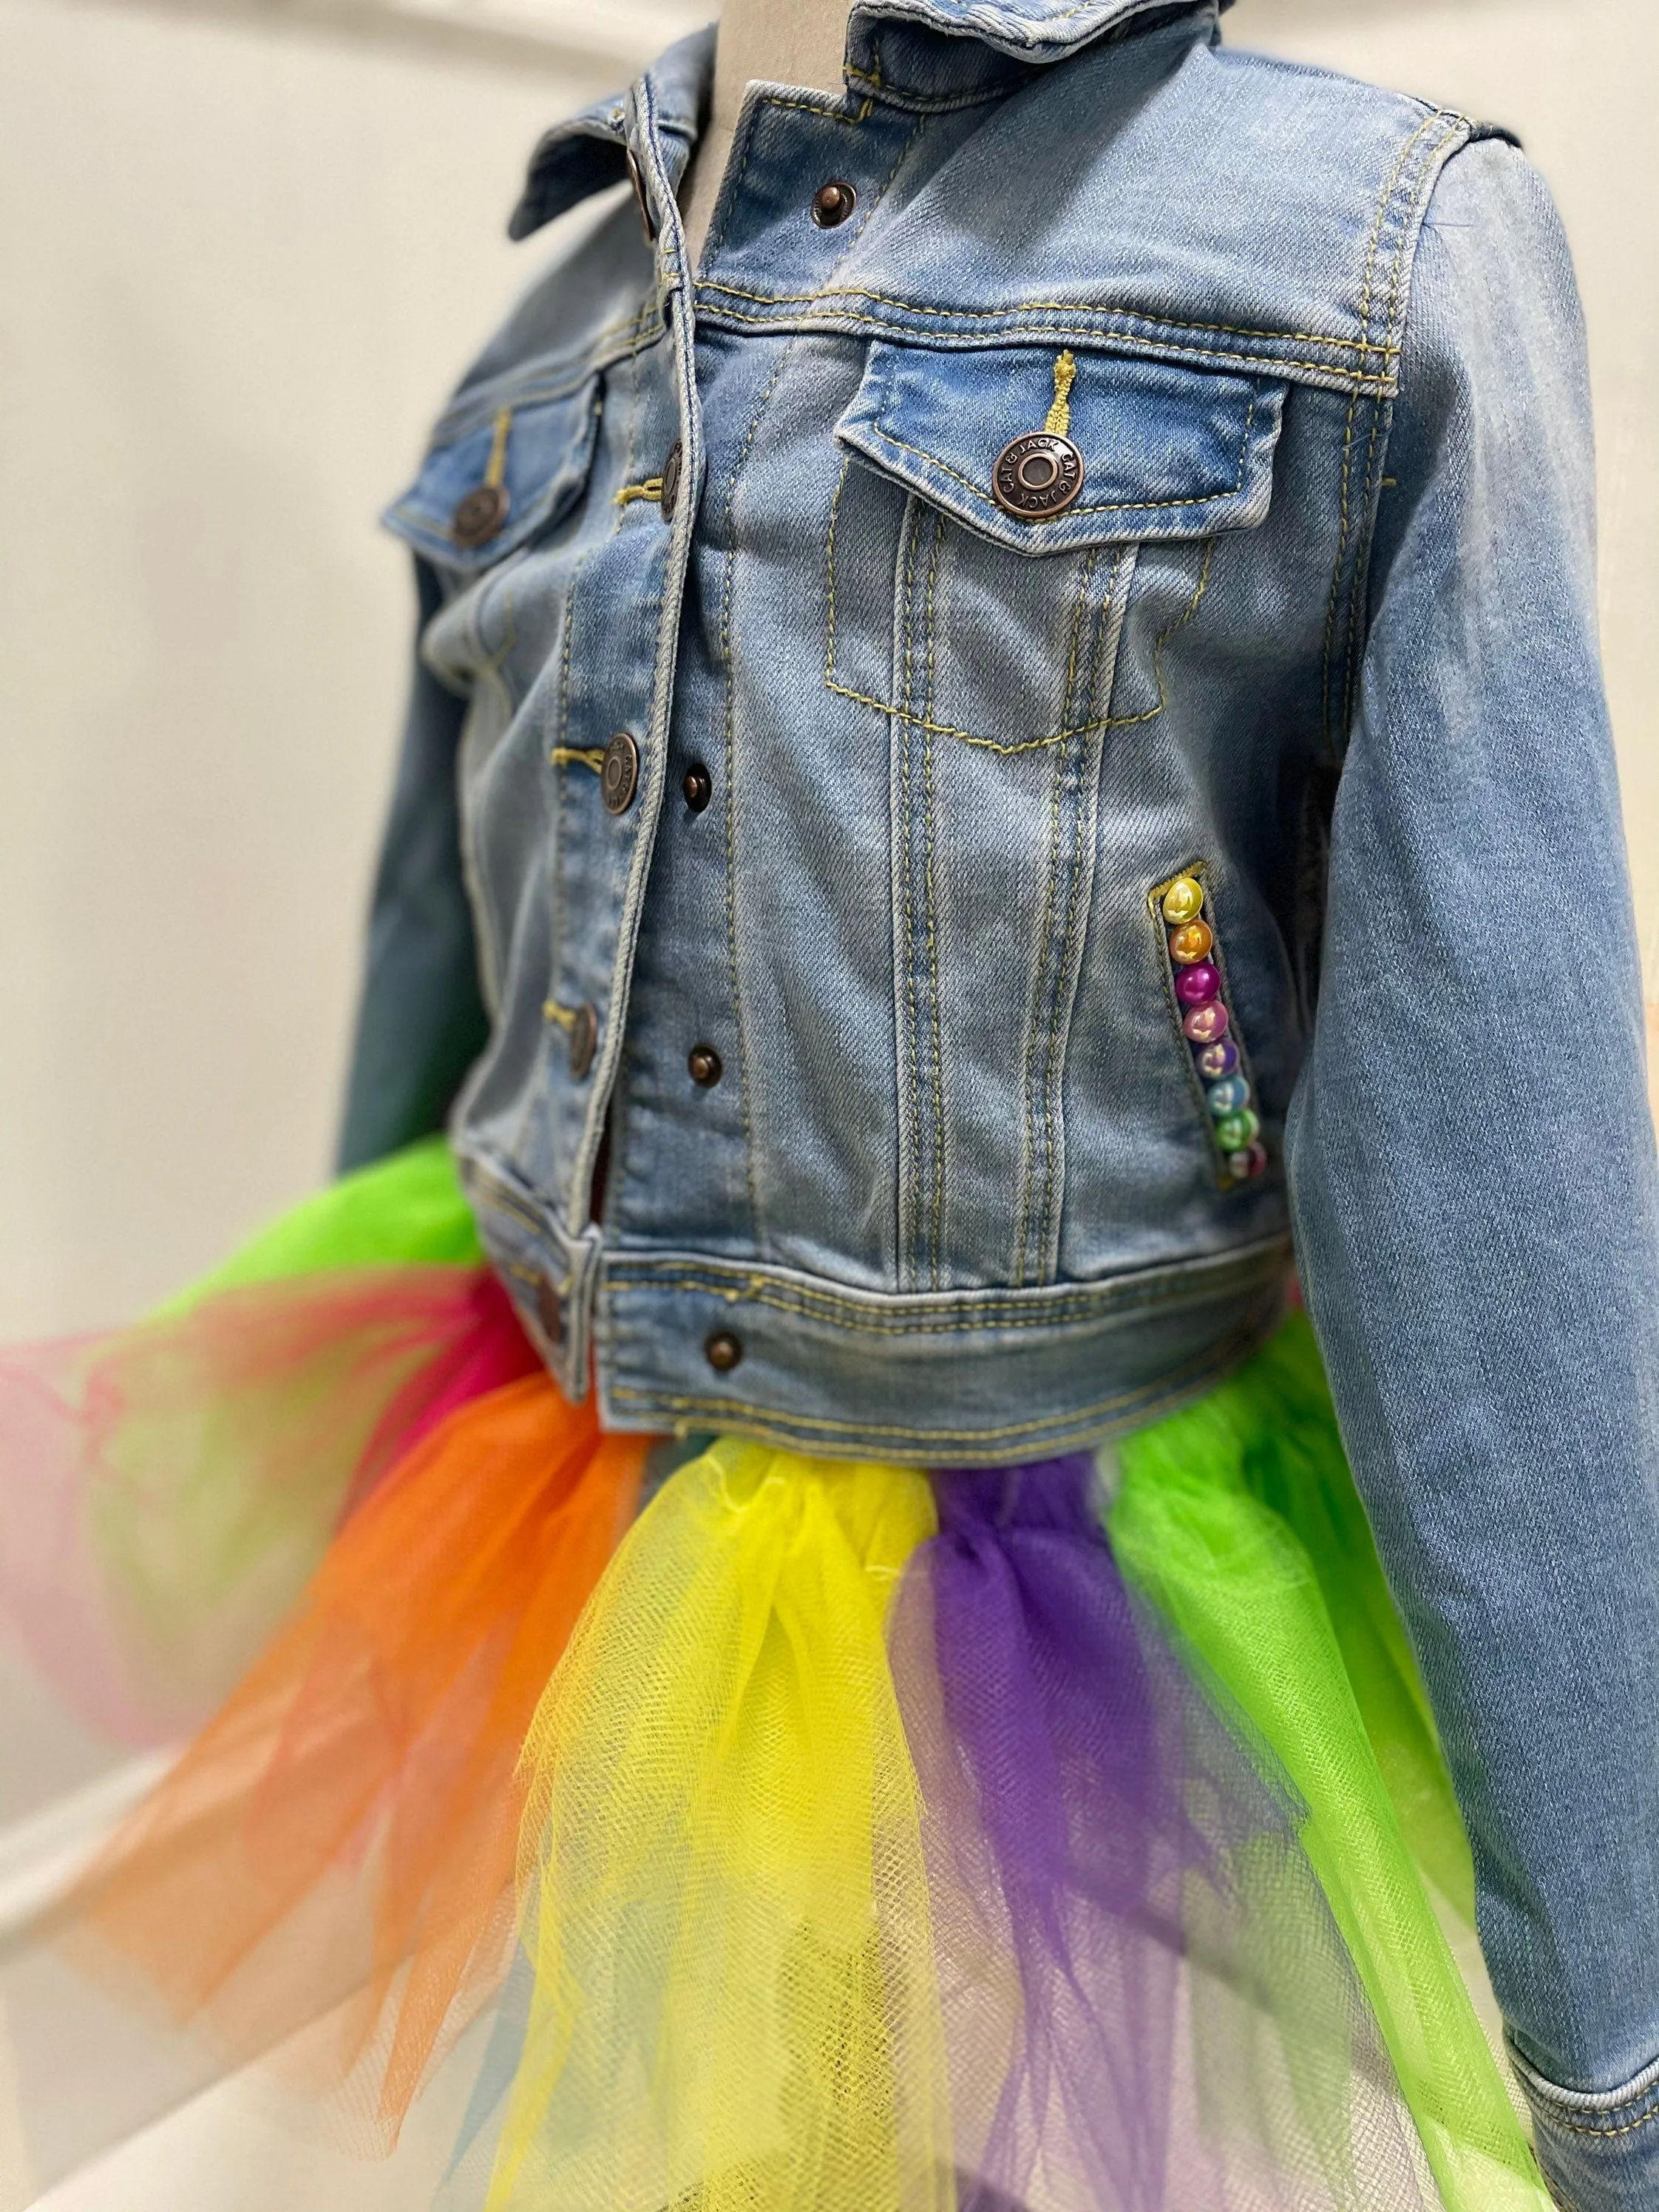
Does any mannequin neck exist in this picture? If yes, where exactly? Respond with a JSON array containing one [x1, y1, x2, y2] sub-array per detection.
[[680, 0, 852, 260]]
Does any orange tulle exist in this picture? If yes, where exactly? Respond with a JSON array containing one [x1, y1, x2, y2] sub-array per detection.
[[57, 1371, 648, 2148]]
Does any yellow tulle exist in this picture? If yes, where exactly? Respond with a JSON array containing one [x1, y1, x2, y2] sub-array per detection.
[[484, 1441, 954, 2212]]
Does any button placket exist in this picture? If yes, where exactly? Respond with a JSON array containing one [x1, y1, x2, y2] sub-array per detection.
[[602, 75, 724, 1396], [625, 144, 657, 242], [535, 1275, 564, 1347]]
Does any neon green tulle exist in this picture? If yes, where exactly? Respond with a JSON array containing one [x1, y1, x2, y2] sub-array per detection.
[[1111, 1311, 1547, 2212], [154, 1135, 481, 1315]]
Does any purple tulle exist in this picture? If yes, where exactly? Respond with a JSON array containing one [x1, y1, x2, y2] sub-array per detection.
[[893, 1454, 1424, 2212], [892, 1455, 1199, 2209]]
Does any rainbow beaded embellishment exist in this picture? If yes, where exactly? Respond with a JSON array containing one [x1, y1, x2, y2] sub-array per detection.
[[1150, 866, 1268, 1188]]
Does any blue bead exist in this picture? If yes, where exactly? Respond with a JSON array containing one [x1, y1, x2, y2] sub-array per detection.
[[1207, 1076, 1249, 1117]]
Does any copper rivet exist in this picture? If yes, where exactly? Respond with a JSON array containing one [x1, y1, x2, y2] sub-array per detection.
[[810, 178, 857, 228], [688, 1043, 723, 1088], [601, 730, 640, 815], [705, 1329, 743, 1373], [991, 432, 1085, 520], [682, 761, 712, 813], [568, 1002, 599, 1080], [451, 483, 509, 548], [661, 439, 683, 521]]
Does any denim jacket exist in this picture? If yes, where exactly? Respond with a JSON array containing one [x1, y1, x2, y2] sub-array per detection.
[[338, 3, 1659, 2198]]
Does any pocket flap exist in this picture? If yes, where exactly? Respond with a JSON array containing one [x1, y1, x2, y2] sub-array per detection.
[[835, 344, 1286, 557], [382, 374, 601, 572]]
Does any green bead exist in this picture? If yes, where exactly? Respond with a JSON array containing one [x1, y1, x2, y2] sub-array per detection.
[[1215, 1108, 1261, 1150]]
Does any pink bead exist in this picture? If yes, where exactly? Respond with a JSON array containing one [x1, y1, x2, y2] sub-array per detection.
[[1182, 1000, 1229, 1045], [1228, 1141, 1269, 1181], [1173, 960, 1220, 1007]]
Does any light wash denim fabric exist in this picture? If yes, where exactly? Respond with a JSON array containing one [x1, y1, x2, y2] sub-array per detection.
[[338, 2, 1659, 2195]]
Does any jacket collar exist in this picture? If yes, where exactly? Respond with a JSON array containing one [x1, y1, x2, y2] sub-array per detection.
[[847, 0, 1226, 99], [509, 0, 1224, 240]]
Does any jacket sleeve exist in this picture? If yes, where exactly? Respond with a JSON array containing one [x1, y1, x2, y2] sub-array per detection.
[[336, 556, 489, 1171], [1286, 135, 1659, 2209]]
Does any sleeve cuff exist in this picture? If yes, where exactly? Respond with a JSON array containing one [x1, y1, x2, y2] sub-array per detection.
[[1510, 2039, 1659, 2211]]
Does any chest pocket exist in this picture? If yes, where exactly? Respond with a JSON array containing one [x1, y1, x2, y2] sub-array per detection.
[[385, 372, 602, 581], [829, 342, 1286, 753]]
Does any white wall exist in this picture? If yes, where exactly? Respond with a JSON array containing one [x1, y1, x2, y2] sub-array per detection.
[[0, 0, 607, 1335]]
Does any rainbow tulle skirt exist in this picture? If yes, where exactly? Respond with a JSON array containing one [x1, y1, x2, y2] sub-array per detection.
[[0, 1142, 1550, 2211]]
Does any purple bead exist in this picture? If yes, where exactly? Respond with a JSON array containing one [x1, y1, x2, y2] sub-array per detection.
[[1195, 1038, 1239, 1080], [1182, 1000, 1229, 1045], [1173, 960, 1220, 1007]]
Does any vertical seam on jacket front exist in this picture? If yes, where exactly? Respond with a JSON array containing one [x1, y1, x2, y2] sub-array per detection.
[[894, 497, 925, 1292], [720, 342, 795, 1257], [1040, 555, 1116, 1275], [824, 447, 852, 696], [1016, 543, 1096, 1288], [922, 509, 948, 1288], [540, 352, 635, 1177]]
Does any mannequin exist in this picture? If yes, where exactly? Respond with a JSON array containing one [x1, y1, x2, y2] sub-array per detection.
[[680, 0, 851, 259]]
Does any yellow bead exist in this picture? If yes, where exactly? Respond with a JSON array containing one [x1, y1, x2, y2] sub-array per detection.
[[1161, 875, 1204, 926], [1167, 919, 1213, 965]]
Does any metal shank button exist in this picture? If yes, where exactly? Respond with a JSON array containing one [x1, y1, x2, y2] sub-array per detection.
[[705, 1329, 743, 1373], [991, 432, 1085, 520], [601, 730, 640, 815], [660, 439, 683, 522], [810, 179, 858, 228], [451, 483, 509, 548], [567, 1002, 599, 1080]]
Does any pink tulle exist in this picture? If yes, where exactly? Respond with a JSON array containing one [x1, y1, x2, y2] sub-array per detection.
[[0, 1266, 539, 1743]]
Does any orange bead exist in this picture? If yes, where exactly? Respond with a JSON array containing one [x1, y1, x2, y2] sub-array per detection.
[[1167, 920, 1213, 964]]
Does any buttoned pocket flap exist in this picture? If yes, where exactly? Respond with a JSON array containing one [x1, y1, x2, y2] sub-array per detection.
[[835, 344, 1286, 557], [382, 373, 601, 573]]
